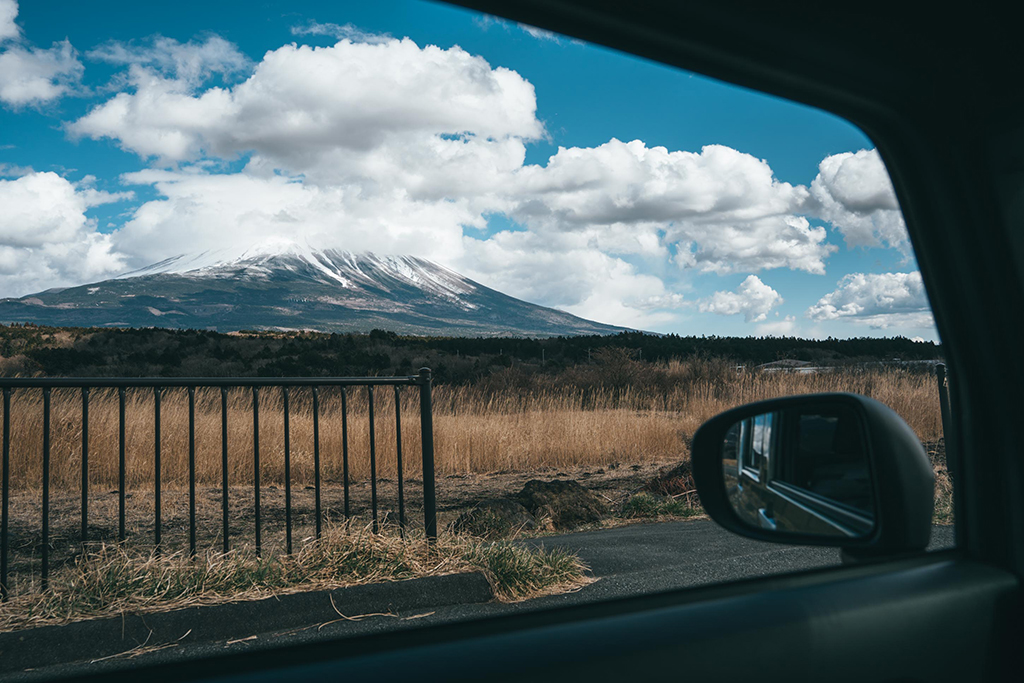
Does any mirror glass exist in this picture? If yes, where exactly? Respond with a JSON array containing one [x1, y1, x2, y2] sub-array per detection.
[[721, 405, 876, 538]]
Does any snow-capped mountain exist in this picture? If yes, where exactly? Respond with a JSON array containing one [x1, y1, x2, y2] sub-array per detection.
[[0, 243, 628, 337]]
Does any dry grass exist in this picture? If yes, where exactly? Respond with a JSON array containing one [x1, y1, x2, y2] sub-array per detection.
[[0, 362, 946, 628], [0, 364, 944, 491], [0, 522, 590, 632]]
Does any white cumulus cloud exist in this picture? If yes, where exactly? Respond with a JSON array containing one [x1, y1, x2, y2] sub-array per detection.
[[70, 37, 544, 168], [517, 141, 806, 226], [457, 230, 677, 329], [512, 140, 834, 274], [699, 275, 783, 322], [806, 271, 934, 329], [810, 148, 909, 253], [0, 0, 18, 43], [0, 39, 83, 107], [0, 172, 131, 295], [0, 1, 84, 107], [114, 168, 473, 267]]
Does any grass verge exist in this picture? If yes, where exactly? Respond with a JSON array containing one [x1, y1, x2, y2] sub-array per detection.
[[0, 523, 590, 633], [620, 493, 703, 520], [463, 541, 589, 601]]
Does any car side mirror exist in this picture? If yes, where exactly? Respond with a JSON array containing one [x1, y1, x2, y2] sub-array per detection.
[[691, 393, 935, 557]]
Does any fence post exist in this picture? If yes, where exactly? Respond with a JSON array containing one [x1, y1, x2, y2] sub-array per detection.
[[154, 387, 161, 554], [1, 388, 9, 601], [81, 387, 89, 545], [418, 368, 437, 542], [936, 363, 954, 479], [42, 388, 50, 590]]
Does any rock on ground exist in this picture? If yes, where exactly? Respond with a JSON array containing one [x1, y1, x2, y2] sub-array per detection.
[[452, 498, 538, 539], [515, 480, 607, 530], [643, 461, 696, 497]]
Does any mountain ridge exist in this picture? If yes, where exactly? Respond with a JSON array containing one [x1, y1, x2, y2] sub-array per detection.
[[0, 247, 630, 338]]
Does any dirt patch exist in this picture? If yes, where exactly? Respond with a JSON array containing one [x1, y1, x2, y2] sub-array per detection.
[[436, 462, 666, 516]]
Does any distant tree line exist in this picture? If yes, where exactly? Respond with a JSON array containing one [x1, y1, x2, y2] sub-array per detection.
[[0, 323, 942, 383]]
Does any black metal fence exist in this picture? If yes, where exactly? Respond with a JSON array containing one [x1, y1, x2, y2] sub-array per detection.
[[0, 369, 437, 600]]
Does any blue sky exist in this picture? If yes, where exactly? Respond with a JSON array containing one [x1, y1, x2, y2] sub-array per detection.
[[0, 0, 936, 339]]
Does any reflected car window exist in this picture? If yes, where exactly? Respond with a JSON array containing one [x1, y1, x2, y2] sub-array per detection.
[[776, 409, 874, 515]]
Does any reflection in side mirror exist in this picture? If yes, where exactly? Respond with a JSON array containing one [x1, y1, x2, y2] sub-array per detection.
[[722, 405, 875, 538]]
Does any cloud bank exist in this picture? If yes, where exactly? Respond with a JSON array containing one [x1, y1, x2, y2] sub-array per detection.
[[61, 33, 858, 327], [806, 271, 932, 329], [0, 172, 131, 293], [0, 21, 929, 333]]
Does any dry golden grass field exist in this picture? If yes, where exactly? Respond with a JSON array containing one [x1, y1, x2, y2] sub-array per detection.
[[0, 360, 951, 604], [0, 362, 944, 491]]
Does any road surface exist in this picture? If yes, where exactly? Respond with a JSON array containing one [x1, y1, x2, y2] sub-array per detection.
[[9, 520, 956, 681]]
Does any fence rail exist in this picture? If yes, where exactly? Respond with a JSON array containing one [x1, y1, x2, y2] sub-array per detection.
[[0, 369, 437, 601]]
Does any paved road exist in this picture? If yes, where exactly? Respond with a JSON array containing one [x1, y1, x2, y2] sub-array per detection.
[[10, 521, 956, 681], [521, 521, 840, 601]]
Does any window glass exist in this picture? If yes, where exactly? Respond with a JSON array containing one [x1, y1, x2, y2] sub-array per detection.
[[0, 0, 951, 670], [749, 413, 774, 473]]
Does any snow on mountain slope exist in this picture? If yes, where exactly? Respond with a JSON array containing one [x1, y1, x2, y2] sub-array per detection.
[[118, 241, 476, 303], [0, 243, 630, 338]]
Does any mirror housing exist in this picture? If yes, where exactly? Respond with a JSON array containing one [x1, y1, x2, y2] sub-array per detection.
[[692, 393, 935, 556]]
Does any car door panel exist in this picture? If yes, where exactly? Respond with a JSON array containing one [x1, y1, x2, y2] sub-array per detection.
[[76, 557, 1016, 683]]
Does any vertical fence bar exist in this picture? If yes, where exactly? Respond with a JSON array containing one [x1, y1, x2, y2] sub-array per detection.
[[312, 387, 322, 539], [394, 386, 405, 531], [252, 386, 261, 557], [81, 387, 89, 545], [188, 386, 196, 557], [936, 363, 954, 479], [42, 387, 50, 590], [936, 363, 952, 441], [283, 387, 292, 554], [341, 388, 350, 520], [418, 369, 437, 542], [118, 387, 125, 542], [1, 388, 10, 601], [154, 387, 161, 553], [368, 386, 378, 533], [221, 387, 229, 553]]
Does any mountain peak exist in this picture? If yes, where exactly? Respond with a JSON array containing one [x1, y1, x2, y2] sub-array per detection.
[[118, 245, 475, 302], [1, 246, 630, 338]]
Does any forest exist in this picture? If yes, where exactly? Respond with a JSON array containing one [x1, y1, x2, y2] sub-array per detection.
[[0, 324, 942, 382]]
